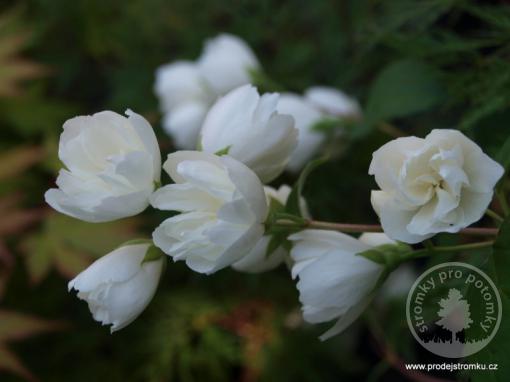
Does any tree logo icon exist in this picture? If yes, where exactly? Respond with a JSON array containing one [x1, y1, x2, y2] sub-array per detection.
[[436, 288, 473, 341], [406, 262, 501, 358]]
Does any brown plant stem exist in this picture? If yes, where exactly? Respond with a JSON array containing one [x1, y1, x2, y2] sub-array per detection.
[[272, 219, 499, 237]]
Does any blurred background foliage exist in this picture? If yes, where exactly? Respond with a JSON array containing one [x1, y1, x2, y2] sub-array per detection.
[[0, 0, 509, 380]]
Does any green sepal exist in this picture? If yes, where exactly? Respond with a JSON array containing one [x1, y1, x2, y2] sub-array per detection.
[[248, 68, 284, 92], [311, 118, 343, 133], [357, 242, 413, 295], [116, 238, 152, 249], [142, 244, 165, 263], [357, 242, 412, 270], [214, 145, 231, 156]]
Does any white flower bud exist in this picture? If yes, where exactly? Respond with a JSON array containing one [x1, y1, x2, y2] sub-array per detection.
[[289, 229, 383, 340], [154, 34, 259, 149], [68, 244, 164, 332]]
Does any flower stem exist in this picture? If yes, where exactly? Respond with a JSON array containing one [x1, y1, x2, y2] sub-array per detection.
[[402, 240, 494, 261], [293, 220, 499, 236], [497, 189, 509, 216], [486, 208, 504, 223]]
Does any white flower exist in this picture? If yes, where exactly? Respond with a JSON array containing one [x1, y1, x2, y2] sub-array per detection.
[[154, 34, 259, 149], [369, 129, 504, 244], [232, 185, 307, 273], [154, 61, 214, 149], [68, 244, 165, 332], [45, 110, 161, 222], [198, 34, 260, 96], [200, 85, 297, 182], [289, 229, 383, 340], [277, 94, 324, 172], [304, 86, 361, 118], [150, 151, 268, 274]]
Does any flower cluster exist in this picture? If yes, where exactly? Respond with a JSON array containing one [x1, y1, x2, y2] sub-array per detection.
[[154, 34, 260, 149], [45, 33, 504, 338]]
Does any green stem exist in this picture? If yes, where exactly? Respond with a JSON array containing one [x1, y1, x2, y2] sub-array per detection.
[[497, 189, 509, 216], [486, 208, 504, 223], [402, 240, 494, 261]]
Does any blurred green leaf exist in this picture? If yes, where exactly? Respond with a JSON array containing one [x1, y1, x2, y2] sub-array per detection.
[[22, 213, 139, 283], [366, 59, 446, 123]]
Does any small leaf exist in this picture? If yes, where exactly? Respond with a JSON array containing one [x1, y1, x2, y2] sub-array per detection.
[[284, 156, 328, 217]]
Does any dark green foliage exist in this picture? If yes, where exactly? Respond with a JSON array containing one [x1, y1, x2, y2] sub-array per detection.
[[1, 0, 509, 381]]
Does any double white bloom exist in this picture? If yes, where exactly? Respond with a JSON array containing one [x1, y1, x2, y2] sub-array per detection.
[[200, 84, 297, 182], [69, 244, 165, 332], [277, 87, 361, 172], [45, 110, 161, 222], [290, 230, 388, 340], [154, 34, 260, 149], [150, 151, 268, 274], [369, 129, 504, 243]]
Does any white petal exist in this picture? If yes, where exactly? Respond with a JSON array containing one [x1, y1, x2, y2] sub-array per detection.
[[277, 93, 324, 172], [304, 86, 361, 117], [154, 60, 211, 111], [162, 102, 209, 150], [371, 191, 430, 244], [125, 109, 161, 182], [198, 34, 259, 95], [232, 236, 286, 273], [221, 155, 268, 222], [425, 129, 504, 193], [150, 183, 221, 212], [200, 84, 260, 154], [68, 244, 150, 293], [162, 151, 224, 184], [369, 136, 425, 192], [319, 295, 372, 341], [358, 233, 395, 247]]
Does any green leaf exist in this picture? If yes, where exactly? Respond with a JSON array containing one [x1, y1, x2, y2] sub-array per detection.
[[22, 213, 139, 283], [284, 156, 328, 217], [366, 59, 446, 123]]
